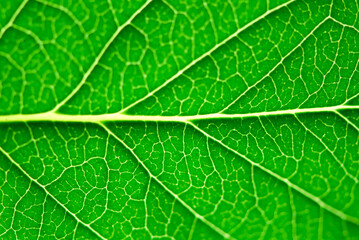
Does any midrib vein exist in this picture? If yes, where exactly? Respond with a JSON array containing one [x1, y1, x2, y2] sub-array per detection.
[[0, 105, 358, 123]]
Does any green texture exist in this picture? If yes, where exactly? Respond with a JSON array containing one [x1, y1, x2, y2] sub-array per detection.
[[0, 0, 359, 239]]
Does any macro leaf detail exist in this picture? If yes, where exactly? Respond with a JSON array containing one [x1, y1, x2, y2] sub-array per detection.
[[0, 0, 359, 239]]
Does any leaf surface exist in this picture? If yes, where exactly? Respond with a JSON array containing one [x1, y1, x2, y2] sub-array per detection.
[[0, 0, 359, 239]]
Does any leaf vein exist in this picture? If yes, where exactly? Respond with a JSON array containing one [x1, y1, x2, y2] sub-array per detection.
[[49, 0, 153, 113], [119, 0, 296, 114], [187, 121, 359, 226], [0, 146, 105, 240], [0, 0, 29, 39], [97, 122, 236, 240]]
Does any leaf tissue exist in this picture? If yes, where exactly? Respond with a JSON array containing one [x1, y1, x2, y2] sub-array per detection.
[[0, 0, 359, 239]]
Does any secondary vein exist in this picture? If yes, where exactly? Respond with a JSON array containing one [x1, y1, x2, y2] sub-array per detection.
[[0, 146, 106, 240], [186, 121, 359, 226], [0, 0, 29, 39], [49, 0, 153, 113], [118, 0, 296, 114], [98, 122, 236, 240]]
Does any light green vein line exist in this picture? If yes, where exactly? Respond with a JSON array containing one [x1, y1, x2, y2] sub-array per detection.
[[219, 15, 330, 113], [119, 0, 295, 114], [1, 105, 359, 123], [34, 0, 96, 56], [343, 58, 359, 105], [49, 0, 153, 113], [0, 0, 29, 39], [188, 218, 198, 240], [329, 16, 359, 34], [0, 146, 105, 240], [294, 114, 358, 183], [334, 110, 359, 133], [186, 121, 359, 226], [98, 122, 236, 240]]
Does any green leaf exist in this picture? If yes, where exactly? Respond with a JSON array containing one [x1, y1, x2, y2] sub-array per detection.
[[0, 0, 359, 239]]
